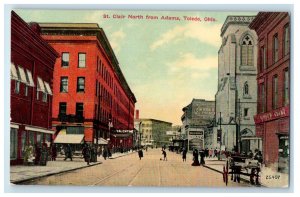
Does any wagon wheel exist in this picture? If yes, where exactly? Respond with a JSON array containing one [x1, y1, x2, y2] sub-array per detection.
[[223, 161, 229, 186]]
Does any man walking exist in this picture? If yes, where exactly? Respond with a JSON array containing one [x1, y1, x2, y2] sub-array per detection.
[[162, 150, 167, 161], [182, 148, 187, 162], [64, 144, 73, 161], [138, 148, 143, 160]]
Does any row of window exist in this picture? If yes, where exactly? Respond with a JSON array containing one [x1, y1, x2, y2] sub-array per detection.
[[59, 102, 84, 117], [259, 24, 289, 73], [60, 77, 85, 93], [11, 63, 52, 102], [258, 68, 289, 113], [61, 52, 86, 68]]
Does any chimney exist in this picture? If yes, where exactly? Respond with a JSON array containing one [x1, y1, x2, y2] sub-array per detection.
[[135, 110, 139, 120]]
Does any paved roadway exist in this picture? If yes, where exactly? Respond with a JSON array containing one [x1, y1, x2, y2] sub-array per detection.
[[22, 148, 249, 187]]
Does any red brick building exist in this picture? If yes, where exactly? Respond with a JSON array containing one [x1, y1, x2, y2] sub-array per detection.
[[38, 23, 136, 150], [10, 11, 59, 165], [249, 12, 290, 173]]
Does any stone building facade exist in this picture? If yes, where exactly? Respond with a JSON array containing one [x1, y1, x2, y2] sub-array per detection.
[[213, 16, 260, 153], [181, 99, 215, 151]]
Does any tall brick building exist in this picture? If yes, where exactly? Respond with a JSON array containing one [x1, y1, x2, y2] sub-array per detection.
[[249, 12, 290, 173], [38, 23, 136, 149], [10, 12, 58, 164]]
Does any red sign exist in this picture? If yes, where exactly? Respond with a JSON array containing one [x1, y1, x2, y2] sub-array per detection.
[[254, 106, 289, 124]]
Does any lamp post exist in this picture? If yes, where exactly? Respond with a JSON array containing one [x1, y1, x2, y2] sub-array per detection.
[[139, 121, 142, 148], [217, 112, 222, 160]]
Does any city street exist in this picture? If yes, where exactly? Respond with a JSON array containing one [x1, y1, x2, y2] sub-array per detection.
[[21, 149, 249, 187]]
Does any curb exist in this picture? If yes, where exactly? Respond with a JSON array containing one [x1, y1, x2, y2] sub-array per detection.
[[11, 161, 102, 184], [109, 151, 136, 159]]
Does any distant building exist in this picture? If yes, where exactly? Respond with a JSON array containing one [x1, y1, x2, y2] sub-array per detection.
[[138, 119, 172, 147], [181, 99, 215, 151], [10, 11, 59, 165], [38, 23, 136, 150], [213, 16, 259, 153], [249, 12, 290, 173]]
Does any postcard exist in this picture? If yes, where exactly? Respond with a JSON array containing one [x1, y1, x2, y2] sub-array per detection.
[[9, 9, 290, 188]]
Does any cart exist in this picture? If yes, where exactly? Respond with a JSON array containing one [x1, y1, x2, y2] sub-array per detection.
[[223, 155, 261, 186]]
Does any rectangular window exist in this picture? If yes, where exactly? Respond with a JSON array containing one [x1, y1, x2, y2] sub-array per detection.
[[244, 108, 249, 117], [10, 128, 18, 159], [59, 102, 67, 115], [284, 25, 290, 56], [77, 77, 85, 92], [25, 85, 28, 96], [60, 77, 68, 92], [260, 47, 266, 72], [15, 80, 20, 94], [42, 92, 47, 102], [96, 81, 98, 96], [273, 75, 278, 109], [78, 53, 86, 68], [76, 103, 84, 117], [284, 68, 289, 106], [36, 133, 42, 144], [61, 52, 69, 67], [21, 131, 27, 158], [273, 34, 279, 63], [66, 126, 84, 134], [36, 90, 40, 100], [260, 83, 265, 113], [29, 131, 35, 146], [95, 104, 97, 119]]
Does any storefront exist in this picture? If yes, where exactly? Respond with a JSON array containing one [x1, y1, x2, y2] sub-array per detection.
[[254, 106, 289, 172], [10, 123, 54, 165]]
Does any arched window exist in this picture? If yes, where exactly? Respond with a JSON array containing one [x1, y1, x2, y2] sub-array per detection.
[[241, 35, 254, 66], [244, 82, 249, 95]]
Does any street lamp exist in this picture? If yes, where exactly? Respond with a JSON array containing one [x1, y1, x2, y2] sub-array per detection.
[[139, 121, 142, 148]]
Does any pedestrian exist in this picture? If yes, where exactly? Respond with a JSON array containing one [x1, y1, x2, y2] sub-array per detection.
[[34, 143, 41, 165], [248, 150, 254, 158], [162, 150, 167, 161], [191, 149, 200, 166], [138, 149, 143, 160], [103, 147, 108, 160], [214, 147, 218, 158], [82, 143, 91, 165], [200, 149, 205, 166], [23, 142, 35, 165], [97, 146, 102, 157], [40, 143, 48, 166], [64, 144, 73, 161], [182, 149, 187, 162], [50, 143, 57, 161]]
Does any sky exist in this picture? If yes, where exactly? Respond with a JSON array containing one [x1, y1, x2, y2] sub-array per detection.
[[14, 9, 257, 125]]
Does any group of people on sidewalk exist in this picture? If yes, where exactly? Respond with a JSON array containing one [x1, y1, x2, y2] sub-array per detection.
[[22, 141, 115, 166], [23, 142, 58, 166]]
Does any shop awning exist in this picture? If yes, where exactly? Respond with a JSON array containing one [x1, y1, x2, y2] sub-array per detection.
[[54, 134, 84, 144], [17, 65, 28, 84], [93, 137, 108, 145], [25, 69, 35, 87], [25, 126, 55, 134], [37, 77, 46, 92], [10, 63, 18, 80]]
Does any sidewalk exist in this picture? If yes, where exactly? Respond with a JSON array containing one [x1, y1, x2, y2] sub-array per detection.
[[10, 151, 136, 184]]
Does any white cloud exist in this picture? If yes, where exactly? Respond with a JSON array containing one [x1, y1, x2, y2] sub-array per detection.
[[109, 29, 126, 53], [167, 53, 218, 74], [150, 23, 222, 51]]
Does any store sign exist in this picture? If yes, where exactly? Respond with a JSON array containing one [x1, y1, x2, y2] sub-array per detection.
[[189, 130, 203, 135], [254, 106, 289, 124]]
